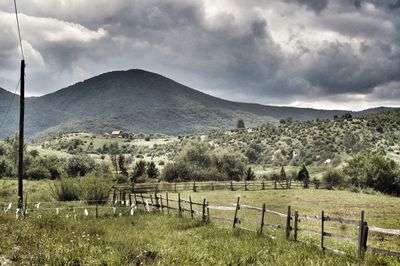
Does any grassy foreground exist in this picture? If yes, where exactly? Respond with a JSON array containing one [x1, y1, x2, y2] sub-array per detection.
[[0, 210, 367, 266], [1, 180, 400, 265]]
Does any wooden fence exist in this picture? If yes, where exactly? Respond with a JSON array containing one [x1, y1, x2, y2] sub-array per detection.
[[112, 180, 309, 199], [128, 191, 400, 262]]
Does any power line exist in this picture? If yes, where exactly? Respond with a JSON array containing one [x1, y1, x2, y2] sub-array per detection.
[[13, 0, 24, 60], [0, 79, 20, 130]]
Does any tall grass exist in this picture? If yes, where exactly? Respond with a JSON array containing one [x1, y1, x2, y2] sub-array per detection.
[[51, 178, 80, 201], [79, 174, 111, 204]]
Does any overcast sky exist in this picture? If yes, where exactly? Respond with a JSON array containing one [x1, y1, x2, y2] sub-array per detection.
[[0, 0, 399, 110]]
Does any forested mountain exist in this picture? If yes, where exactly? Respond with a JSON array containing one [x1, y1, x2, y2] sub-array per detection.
[[0, 70, 394, 138]]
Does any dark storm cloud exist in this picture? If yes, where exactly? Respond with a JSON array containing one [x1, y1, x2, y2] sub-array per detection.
[[291, 0, 329, 12], [0, 0, 399, 109]]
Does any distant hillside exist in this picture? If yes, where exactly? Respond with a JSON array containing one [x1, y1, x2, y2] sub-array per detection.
[[0, 70, 395, 138]]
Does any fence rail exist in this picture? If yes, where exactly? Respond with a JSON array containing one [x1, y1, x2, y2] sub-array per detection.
[[126, 191, 400, 262], [2, 190, 399, 262], [113, 180, 312, 196]]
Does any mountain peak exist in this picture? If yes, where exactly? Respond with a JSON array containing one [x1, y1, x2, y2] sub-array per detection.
[[0, 70, 396, 139]]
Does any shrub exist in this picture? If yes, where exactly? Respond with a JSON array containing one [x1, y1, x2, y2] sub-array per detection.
[[147, 161, 159, 179], [343, 152, 400, 196], [162, 161, 192, 182], [0, 159, 13, 178], [214, 149, 247, 181], [66, 154, 98, 177], [52, 178, 80, 201], [245, 167, 256, 181], [323, 169, 345, 189], [79, 175, 111, 204], [132, 160, 147, 181], [26, 166, 51, 180], [297, 164, 310, 188]]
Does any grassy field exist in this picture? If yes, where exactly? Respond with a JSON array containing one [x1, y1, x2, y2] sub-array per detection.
[[1, 180, 400, 265], [0, 210, 365, 266]]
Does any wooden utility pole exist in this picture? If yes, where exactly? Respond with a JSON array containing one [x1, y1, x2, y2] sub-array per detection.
[[18, 59, 25, 210]]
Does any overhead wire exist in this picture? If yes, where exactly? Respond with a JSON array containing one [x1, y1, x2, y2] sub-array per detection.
[[13, 0, 25, 60], [0, 1, 25, 133]]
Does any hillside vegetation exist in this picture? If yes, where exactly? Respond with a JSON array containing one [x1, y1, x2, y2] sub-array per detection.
[[2, 109, 400, 195]]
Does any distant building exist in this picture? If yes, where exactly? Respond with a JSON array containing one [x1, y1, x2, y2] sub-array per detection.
[[111, 131, 122, 137]]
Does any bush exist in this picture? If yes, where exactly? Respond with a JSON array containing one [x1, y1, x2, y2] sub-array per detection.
[[52, 178, 80, 201], [297, 164, 310, 187], [132, 160, 147, 181], [343, 152, 400, 196], [66, 154, 98, 177], [147, 161, 159, 179], [163, 161, 192, 182], [79, 175, 111, 204], [26, 166, 51, 180], [0, 159, 13, 178], [323, 169, 345, 189], [213, 149, 247, 181], [245, 167, 256, 181]]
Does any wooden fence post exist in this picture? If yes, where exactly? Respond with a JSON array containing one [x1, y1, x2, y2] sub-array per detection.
[[193, 182, 197, 192], [262, 181, 265, 190], [24, 193, 28, 215], [174, 183, 177, 192], [211, 182, 214, 191], [134, 193, 138, 206], [206, 201, 210, 222], [150, 194, 154, 207], [230, 181, 234, 191], [274, 179, 277, 189], [321, 211, 325, 251], [286, 206, 291, 240], [178, 193, 182, 214], [260, 203, 266, 235], [166, 193, 170, 214], [154, 193, 159, 210], [160, 195, 164, 212], [120, 190, 123, 205], [141, 193, 145, 207], [294, 211, 299, 241], [156, 183, 159, 194], [233, 197, 240, 228], [112, 189, 116, 206], [358, 210, 365, 260], [189, 196, 193, 219], [361, 222, 369, 260], [245, 180, 248, 191], [202, 198, 206, 222], [128, 193, 132, 206], [96, 204, 99, 219]]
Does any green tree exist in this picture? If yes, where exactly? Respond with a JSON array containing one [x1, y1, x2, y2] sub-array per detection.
[[280, 166, 287, 180], [245, 167, 256, 181], [343, 152, 400, 195], [245, 148, 258, 163], [26, 166, 51, 180], [297, 164, 310, 188], [237, 119, 245, 129], [132, 160, 147, 182], [0, 159, 13, 178], [214, 149, 247, 181], [323, 169, 345, 189], [147, 161, 159, 179], [66, 154, 97, 177], [118, 154, 128, 176]]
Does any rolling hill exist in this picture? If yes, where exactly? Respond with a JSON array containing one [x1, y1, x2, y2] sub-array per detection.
[[0, 69, 395, 138]]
